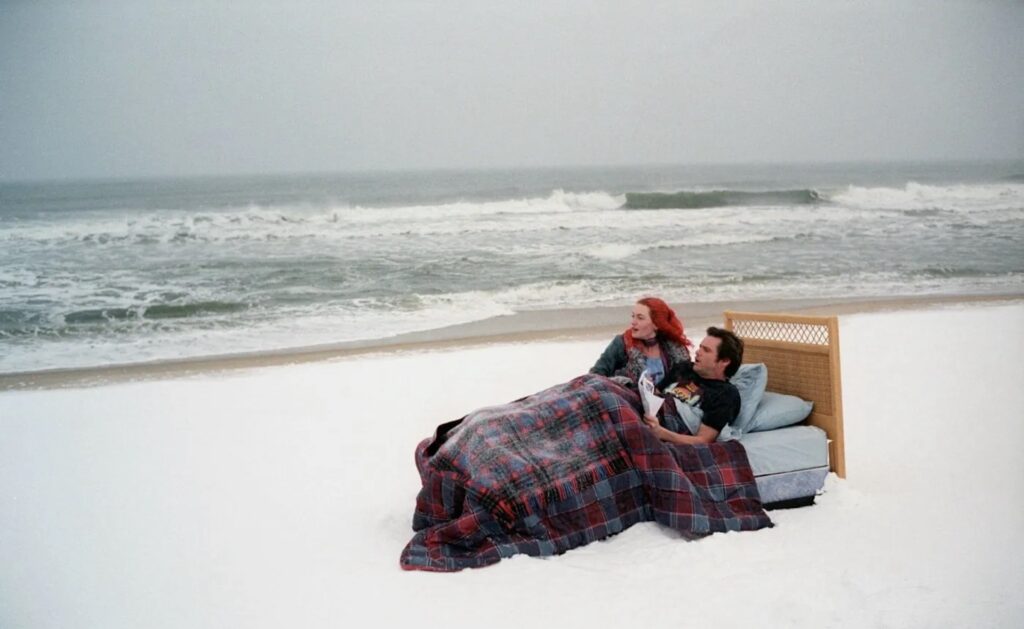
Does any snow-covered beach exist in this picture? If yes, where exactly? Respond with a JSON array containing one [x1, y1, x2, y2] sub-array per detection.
[[2, 298, 1022, 628]]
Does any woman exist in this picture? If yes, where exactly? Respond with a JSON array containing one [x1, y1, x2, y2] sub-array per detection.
[[589, 296, 692, 386]]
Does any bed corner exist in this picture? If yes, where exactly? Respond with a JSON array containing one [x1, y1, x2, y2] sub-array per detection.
[[724, 310, 847, 478]]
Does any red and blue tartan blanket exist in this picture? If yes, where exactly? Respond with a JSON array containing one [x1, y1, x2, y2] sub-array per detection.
[[400, 374, 772, 571]]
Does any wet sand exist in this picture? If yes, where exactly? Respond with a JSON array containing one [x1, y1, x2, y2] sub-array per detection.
[[2, 292, 1020, 391]]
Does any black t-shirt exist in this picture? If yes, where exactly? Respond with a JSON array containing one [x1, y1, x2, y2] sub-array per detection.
[[657, 363, 741, 432]]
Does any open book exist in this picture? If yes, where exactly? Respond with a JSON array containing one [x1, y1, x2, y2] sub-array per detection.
[[639, 370, 737, 440], [638, 369, 664, 418]]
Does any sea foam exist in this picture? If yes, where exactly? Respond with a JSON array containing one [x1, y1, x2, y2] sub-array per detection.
[[830, 182, 1024, 212]]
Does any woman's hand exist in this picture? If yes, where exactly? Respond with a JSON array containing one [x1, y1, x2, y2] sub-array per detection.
[[642, 414, 660, 429]]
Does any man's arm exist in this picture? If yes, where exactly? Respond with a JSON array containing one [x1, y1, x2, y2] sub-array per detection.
[[642, 415, 719, 444]]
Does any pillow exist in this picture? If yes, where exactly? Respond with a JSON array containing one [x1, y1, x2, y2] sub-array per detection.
[[729, 363, 767, 434], [748, 392, 814, 432]]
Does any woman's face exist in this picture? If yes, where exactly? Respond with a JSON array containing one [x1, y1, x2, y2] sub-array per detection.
[[630, 303, 657, 340]]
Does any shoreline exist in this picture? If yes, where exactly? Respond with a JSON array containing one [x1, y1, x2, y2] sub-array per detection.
[[2, 291, 1021, 391]]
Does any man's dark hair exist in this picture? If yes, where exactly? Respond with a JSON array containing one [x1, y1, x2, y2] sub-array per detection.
[[705, 326, 744, 378]]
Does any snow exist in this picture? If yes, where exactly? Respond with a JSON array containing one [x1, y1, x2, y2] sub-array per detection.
[[1, 302, 1022, 628]]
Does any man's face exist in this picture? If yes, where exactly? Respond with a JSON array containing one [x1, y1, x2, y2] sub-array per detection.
[[694, 335, 726, 379]]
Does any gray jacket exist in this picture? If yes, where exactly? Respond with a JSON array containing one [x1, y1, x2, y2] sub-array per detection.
[[589, 334, 692, 385]]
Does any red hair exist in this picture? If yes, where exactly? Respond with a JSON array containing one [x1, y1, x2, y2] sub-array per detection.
[[623, 297, 691, 350]]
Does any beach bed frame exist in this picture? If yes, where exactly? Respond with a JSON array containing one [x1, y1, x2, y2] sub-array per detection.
[[725, 311, 846, 478]]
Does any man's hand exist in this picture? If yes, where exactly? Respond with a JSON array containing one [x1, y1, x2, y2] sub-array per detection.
[[644, 416, 720, 445], [642, 415, 670, 441], [643, 420, 716, 448]]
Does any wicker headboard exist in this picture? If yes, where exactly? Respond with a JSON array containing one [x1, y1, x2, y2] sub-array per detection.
[[724, 311, 846, 478]]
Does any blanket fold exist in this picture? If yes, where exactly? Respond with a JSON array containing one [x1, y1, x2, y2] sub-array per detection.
[[400, 374, 771, 571]]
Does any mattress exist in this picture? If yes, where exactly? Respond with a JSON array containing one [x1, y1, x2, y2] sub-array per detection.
[[754, 467, 829, 505], [737, 425, 830, 506]]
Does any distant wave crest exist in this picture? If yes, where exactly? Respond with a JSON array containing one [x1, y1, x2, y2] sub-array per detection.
[[0, 300, 251, 342], [622, 189, 821, 210], [586, 233, 786, 260], [58, 301, 248, 327], [1, 189, 629, 246]]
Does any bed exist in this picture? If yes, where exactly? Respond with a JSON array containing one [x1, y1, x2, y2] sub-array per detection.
[[399, 311, 846, 571], [725, 310, 846, 508]]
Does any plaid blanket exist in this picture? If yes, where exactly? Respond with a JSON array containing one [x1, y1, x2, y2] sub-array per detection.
[[400, 374, 772, 571]]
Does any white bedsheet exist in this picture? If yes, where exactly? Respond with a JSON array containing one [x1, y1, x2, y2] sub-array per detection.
[[738, 424, 829, 477]]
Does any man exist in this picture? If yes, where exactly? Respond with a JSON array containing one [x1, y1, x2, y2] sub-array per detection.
[[642, 326, 744, 445]]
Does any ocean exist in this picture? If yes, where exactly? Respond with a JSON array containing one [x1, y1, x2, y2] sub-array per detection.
[[2, 160, 1022, 373]]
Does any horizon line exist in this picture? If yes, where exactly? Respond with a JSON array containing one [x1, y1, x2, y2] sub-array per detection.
[[3, 156, 1023, 187]]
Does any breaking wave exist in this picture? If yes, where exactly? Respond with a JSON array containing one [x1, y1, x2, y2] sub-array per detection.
[[623, 189, 821, 209]]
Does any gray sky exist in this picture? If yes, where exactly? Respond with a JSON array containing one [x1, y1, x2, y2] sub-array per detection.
[[1, 0, 1022, 181]]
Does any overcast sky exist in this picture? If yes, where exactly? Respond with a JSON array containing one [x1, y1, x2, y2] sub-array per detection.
[[1, 1, 1022, 181]]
